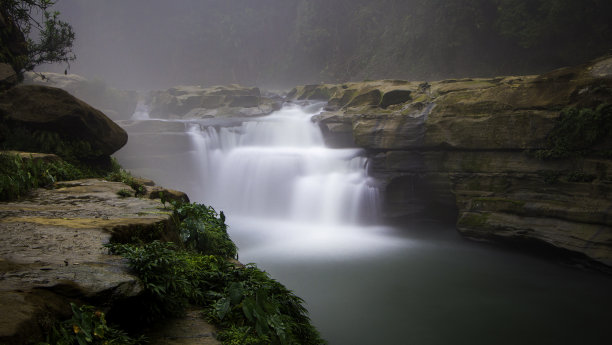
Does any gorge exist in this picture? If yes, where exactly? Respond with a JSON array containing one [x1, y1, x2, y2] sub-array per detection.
[[108, 57, 612, 344]]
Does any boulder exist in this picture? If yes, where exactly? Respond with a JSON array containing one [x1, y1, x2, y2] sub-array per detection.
[[0, 85, 128, 155]]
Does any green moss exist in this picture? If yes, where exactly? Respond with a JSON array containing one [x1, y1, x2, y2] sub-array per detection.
[[457, 212, 490, 228], [471, 197, 526, 213], [537, 104, 612, 159]]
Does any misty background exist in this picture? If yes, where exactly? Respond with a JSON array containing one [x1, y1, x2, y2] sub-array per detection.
[[42, 0, 612, 90]]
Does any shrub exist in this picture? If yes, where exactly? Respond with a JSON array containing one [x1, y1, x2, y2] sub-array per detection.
[[537, 104, 612, 159], [41, 303, 145, 345], [0, 152, 84, 201], [172, 201, 237, 259]]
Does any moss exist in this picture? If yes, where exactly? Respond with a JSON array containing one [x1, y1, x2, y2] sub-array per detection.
[[457, 212, 490, 228], [537, 103, 612, 159], [471, 197, 526, 213]]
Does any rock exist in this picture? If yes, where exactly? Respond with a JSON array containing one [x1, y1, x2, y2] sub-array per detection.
[[146, 308, 221, 345], [0, 85, 128, 156], [380, 90, 412, 108], [0, 150, 61, 163], [309, 55, 612, 270], [147, 84, 279, 119], [23, 72, 139, 120], [0, 178, 179, 344], [145, 185, 190, 203], [0, 63, 17, 90]]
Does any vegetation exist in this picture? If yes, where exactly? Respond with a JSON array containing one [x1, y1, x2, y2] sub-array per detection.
[[41, 303, 145, 345], [537, 104, 612, 159], [0, 124, 103, 166], [0, 0, 75, 73], [0, 152, 84, 200], [103, 198, 324, 345]]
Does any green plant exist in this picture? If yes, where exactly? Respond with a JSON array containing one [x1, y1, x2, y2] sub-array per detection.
[[41, 303, 144, 345], [107, 240, 325, 345], [172, 201, 237, 258], [105, 164, 146, 197], [0, 0, 75, 73], [537, 104, 612, 159], [0, 153, 84, 201], [116, 189, 132, 198]]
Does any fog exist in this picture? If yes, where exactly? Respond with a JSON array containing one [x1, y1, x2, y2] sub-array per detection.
[[41, 0, 612, 91]]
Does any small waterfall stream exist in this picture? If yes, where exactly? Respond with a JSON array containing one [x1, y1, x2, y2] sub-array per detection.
[[184, 103, 379, 225], [116, 101, 612, 345]]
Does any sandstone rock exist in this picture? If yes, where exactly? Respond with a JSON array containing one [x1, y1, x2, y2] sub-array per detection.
[[0, 178, 179, 344], [310, 56, 612, 269], [147, 84, 277, 119], [0, 85, 128, 155], [0, 63, 17, 90]]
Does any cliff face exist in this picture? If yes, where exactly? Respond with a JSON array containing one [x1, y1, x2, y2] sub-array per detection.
[[290, 56, 612, 268]]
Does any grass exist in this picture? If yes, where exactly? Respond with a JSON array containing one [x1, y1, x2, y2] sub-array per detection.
[[0, 153, 85, 201]]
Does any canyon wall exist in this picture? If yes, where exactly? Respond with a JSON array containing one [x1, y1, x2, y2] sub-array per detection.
[[289, 56, 612, 268]]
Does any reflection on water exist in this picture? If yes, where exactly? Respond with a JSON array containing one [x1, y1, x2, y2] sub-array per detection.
[[115, 103, 612, 345]]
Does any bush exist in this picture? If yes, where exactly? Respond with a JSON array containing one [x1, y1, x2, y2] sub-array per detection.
[[108, 240, 326, 345], [172, 201, 237, 259], [537, 104, 612, 159], [41, 303, 145, 345], [0, 152, 84, 201]]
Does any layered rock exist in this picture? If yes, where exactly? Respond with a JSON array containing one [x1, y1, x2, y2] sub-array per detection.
[[24, 72, 139, 121], [147, 84, 281, 119], [0, 178, 178, 344], [291, 56, 612, 268], [0, 85, 128, 156]]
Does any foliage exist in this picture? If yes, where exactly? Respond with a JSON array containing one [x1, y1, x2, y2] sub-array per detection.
[[104, 163, 146, 197], [0, 124, 104, 165], [41, 303, 145, 345], [0, 152, 84, 200], [108, 240, 325, 345], [0, 0, 75, 72], [172, 201, 237, 258], [537, 104, 612, 159], [116, 188, 132, 198]]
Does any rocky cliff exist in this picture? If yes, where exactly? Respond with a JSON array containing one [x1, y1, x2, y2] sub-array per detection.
[[289, 56, 612, 269]]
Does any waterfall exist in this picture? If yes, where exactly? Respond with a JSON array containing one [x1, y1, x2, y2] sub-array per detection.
[[186, 103, 379, 225]]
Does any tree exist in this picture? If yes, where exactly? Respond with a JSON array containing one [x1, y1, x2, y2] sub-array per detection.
[[0, 0, 74, 74]]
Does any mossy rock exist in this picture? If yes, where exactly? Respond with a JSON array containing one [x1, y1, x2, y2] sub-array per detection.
[[346, 89, 382, 107]]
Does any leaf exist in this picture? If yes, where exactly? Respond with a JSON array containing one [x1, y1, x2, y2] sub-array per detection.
[[228, 282, 244, 305]]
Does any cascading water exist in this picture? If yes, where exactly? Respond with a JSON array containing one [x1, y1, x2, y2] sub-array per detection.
[[186, 103, 379, 225], [116, 99, 612, 345]]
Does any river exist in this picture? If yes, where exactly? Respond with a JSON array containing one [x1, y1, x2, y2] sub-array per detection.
[[115, 102, 612, 345]]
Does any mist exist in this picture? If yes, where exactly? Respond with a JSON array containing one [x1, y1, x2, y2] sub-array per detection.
[[41, 0, 612, 90]]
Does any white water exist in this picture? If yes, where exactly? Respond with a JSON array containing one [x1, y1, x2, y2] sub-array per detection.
[[186, 104, 380, 226], [115, 102, 612, 345]]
